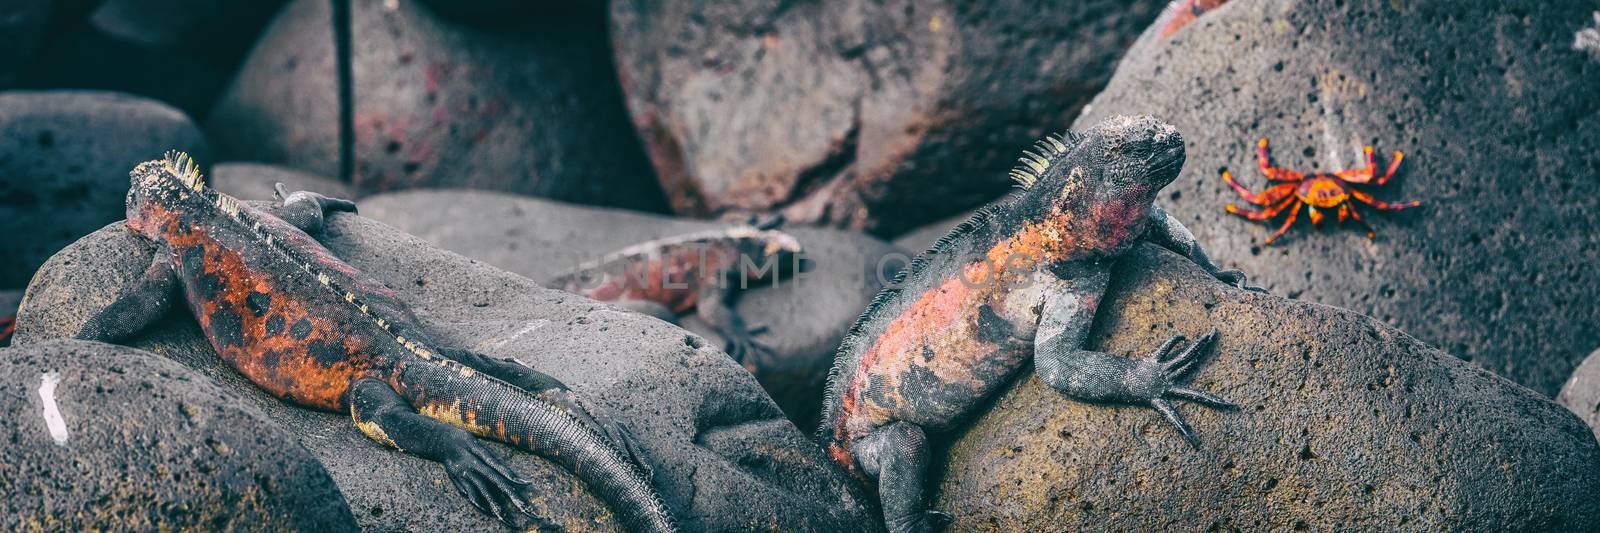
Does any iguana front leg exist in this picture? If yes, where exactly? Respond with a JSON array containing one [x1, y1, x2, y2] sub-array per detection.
[[75, 248, 179, 343], [1144, 203, 1262, 292], [272, 183, 357, 234], [1031, 266, 1237, 447], [349, 378, 542, 528]]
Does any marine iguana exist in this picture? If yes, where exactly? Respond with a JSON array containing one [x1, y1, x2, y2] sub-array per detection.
[[547, 223, 808, 372], [818, 115, 1249, 532], [74, 153, 677, 532]]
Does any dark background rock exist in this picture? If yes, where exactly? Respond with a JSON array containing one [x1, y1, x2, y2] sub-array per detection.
[[15, 207, 877, 532], [0, 0, 51, 87], [936, 244, 1600, 530], [412, 0, 587, 26], [1557, 348, 1600, 443], [1069, 0, 1600, 396], [89, 0, 286, 50], [0, 90, 208, 288], [0, 339, 357, 531], [209, 0, 669, 212], [212, 162, 356, 202], [16, 0, 277, 121], [360, 188, 906, 428], [610, 0, 1167, 236]]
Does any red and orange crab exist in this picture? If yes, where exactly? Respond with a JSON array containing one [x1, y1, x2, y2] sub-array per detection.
[[1222, 137, 1420, 245]]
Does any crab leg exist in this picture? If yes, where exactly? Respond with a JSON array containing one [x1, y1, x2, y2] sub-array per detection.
[[1264, 199, 1304, 245], [1257, 138, 1305, 181], [1346, 204, 1377, 239], [1374, 149, 1404, 186], [1221, 171, 1297, 205], [1349, 189, 1420, 210], [1335, 146, 1378, 183], [1226, 196, 1296, 220]]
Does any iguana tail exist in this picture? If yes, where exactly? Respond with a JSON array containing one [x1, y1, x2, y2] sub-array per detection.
[[400, 359, 678, 532]]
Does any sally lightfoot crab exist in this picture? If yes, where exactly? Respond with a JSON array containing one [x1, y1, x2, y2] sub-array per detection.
[[1223, 137, 1421, 244]]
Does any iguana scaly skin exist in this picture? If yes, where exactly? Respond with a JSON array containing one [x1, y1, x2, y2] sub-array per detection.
[[547, 224, 807, 371], [75, 153, 677, 532], [818, 116, 1249, 532]]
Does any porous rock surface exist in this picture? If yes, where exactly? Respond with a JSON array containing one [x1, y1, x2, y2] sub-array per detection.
[[0, 90, 208, 288], [610, 0, 1167, 235], [15, 208, 875, 531], [209, 0, 668, 211], [936, 244, 1600, 530], [360, 188, 906, 428], [1071, 0, 1600, 395], [0, 339, 357, 532]]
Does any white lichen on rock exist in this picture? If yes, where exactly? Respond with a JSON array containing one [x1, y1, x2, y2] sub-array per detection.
[[1576, 12, 1600, 60]]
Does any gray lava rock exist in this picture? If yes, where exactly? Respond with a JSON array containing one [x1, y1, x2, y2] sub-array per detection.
[[1557, 348, 1600, 443], [360, 189, 905, 428], [936, 244, 1600, 530], [0, 0, 51, 87], [212, 162, 356, 202], [0, 91, 208, 288], [0, 339, 357, 531], [209, 0, 668, 212], [610, 0, 1166, 235], [1070, 0, 1600, 396], [15, 206, 875, 531]]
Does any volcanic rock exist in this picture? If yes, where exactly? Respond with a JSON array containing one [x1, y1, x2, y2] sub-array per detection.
[[609, 0, 1168, 235], [0, 339, 357, 531], [937, 244, 1600, 530]]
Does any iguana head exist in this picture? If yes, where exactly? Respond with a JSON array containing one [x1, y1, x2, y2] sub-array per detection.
[[124, 151, 217, 238], [1011, 115, 1185, 256]]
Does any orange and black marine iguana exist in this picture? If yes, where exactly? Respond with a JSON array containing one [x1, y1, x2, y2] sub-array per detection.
[[547, 222, 808, 372], [819, 115, 1252, 532], [74, 153, 677, 532]]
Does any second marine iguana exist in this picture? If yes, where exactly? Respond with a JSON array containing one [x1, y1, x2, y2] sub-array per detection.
[[546, 222, 809, 371], [74, 153, 677, 532], [818, 115, 1250, 532]]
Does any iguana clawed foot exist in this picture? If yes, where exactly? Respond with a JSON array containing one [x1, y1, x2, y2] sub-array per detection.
[[1129, 330, 1238, 448], [724, 327, 779, 374], [444, 439, 545, 529]]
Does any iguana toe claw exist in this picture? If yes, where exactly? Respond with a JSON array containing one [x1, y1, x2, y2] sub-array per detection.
[[1150, 334, 1186, 362], [1151, 398, 1201, 448], [1162, 330, 1218, 377], [1168, 387, 1237, 409]]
